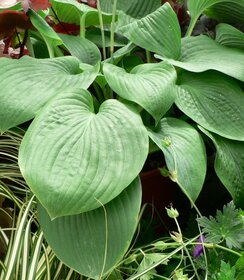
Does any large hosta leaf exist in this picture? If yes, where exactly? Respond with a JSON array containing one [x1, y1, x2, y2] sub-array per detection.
[[51, 0, 112, 26], [186, 0, 242, 35], [148, 118, 206, 202], [103, 62, 176, 123], [200, 128, 244, 207], [156, 35, 244, 82], [100, 0, 161, 18], [176, 71, 244, 141], [117, 3, 181, 59], [0, 56, 98, 132], [205, 1, 244, 24], [59, 34, 101, 65], [216, 23, 244, 49], [38, 178, 141, 279], [19, 89, 148, 218]]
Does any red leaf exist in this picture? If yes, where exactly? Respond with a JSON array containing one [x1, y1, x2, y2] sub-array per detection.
[[0, 10, 33, 39], [22, 0, 51, 12]]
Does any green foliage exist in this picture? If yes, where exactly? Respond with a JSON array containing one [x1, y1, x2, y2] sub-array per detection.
[[197, 202, 244, 249], [0, 0, 244, 278]]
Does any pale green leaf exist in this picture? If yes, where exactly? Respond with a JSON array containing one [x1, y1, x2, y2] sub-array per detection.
[[199, 128, 244, 208], [19, 89, 148, 218], [38, 178, 141, 279], [100, 0, 161, 18], [117, 3, 181, 59], [50, 0, 112, 26], [216, 23, 244, 49], [176, 71, 244, 141], [59, 34, 101, 65], [156, 35, 244, 82], [148, 118, 206, 203], [0, 56, 98, 132], [205, 1, 244, 24], [29, 9, 62, 55], [103, 62, 176, 123], [186, 0, 243, 35]]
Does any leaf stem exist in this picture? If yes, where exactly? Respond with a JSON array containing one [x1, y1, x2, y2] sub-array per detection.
[[97, 0, 106, 60], [110, 0, 117, 62]]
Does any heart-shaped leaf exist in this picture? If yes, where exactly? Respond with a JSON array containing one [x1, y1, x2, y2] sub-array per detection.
[[176, 71, 244, 141], [216, 23, 244, 49], [0, 56, 98, 132], [59, 34, 101, 65], [148, 118, 206, 203], [19, 89, 148, 218], [199, 128, 244, 208], [117, 3, 181, 59], [38, 178, 141, 279], [156, 35, 244, 82], [103, 62, 177, 123]]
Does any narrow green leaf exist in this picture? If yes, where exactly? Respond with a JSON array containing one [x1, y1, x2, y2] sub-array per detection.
[[148, 118, 206, 203], [199, 128, 244, 208], [103, 62, 176, 123], [117, 3, 181, 59], [2, 196, 35, 280], [216, 23, 244, 49], [0, 56, 98, 132], [176, 71, 244, 141], [19, 89, 148, 218], [156, 35, 244, 82], [38, 178, 142, 279], [59, 34, 101, 65]]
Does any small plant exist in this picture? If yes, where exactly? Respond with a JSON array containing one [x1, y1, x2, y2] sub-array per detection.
[[0, 0, 243, 279]]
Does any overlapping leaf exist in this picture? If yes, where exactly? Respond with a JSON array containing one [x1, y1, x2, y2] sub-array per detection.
[[117, 3, 181, 59], [19, 89, 148, 218], [156, 35, 244, 82], [186, 0, 242, 34], [59, 34, 101, 65], [216, 23, 244, 49], [205, 1, 244, 24], [100, 0, 161, 18], [50, 0, 112, 26], [176, 71, 244, 141], [0, 56, 98, 132], [199, 128, 244, 208], [103, 62, 177, 123], [148, 118, 206, 202], [38, 178, 141, 278]]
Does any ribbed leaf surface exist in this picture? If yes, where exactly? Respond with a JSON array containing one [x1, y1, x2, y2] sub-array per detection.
[[216, 23, 244, 49], [205, 1, 244, 24], [200, 128, 244, 207], [103, 62, 176, 123], [100, 0, 161, 18], [59, 34, 101, 65], [117, 3, 181, 59], [51, 0, 112, 26], [176, 71, 244, 141], [38, 178, 141, 279], [19, 90, 148, 218], [157, 35, 244, 82], [0, 56, 98, 132], [148, 118, 206, 202]]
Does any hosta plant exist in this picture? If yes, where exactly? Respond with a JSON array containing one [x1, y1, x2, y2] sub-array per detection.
[[0, 0, 243, 278]]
